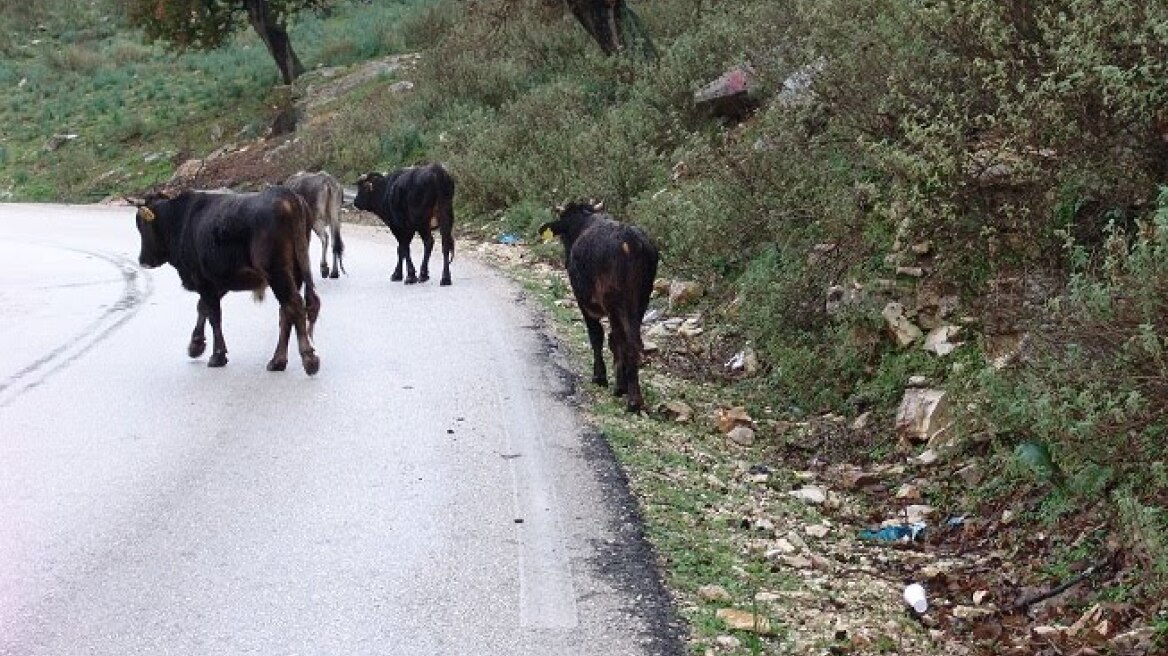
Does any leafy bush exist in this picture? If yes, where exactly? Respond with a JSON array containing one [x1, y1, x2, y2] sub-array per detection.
[[967, 189, 1168, 591]]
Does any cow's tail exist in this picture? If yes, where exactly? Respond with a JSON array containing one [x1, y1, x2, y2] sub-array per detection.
[[289, 195, 316, 289], [294, 196, 322, 329], [322, 178, 346, 276], [332, 223, 346, 275], [439, 165, 456, 264]]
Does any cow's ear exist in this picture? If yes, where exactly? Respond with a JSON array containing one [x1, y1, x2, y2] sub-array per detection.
[[538, 223, 556, 243]]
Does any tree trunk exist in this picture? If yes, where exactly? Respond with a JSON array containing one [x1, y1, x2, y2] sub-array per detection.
[[564, 0, 656, 60], [244, 0, 305, 84]]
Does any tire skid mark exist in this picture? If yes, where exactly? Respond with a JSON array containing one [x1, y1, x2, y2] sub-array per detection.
[[0, 248, 152, 408]]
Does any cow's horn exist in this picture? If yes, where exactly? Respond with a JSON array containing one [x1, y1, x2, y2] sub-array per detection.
[[138, 207, 156, 222]]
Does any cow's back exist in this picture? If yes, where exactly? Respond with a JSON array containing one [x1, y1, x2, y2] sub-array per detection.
[[175, 189, 304, 289], [285, 172, 341, 226], [568, 217, 658, 315], [388, 164, 454, 217]]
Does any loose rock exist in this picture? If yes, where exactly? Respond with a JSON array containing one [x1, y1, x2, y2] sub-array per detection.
[[882, 302, 924, 347], [715, 608, 774, 635], [789, 486, 828, 505], [668, 280, 704, 307], [726, 426, 755, 446], [895, 388, 952, 444], [698, 584, 732, 603]]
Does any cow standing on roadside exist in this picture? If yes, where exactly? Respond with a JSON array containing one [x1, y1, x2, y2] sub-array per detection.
[[539, 201, 659, 412], [353, 163, 456, 286], [132, 187, 321, 375], [284, 171, 346, 279]]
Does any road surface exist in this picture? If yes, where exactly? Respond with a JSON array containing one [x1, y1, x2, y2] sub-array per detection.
[[0, 203, 680, 656]]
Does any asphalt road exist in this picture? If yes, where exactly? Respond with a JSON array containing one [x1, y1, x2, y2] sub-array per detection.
[[0, 204, 680, 656]]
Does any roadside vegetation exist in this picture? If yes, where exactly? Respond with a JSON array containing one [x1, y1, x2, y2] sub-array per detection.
[[4, 0, 1167, 653]]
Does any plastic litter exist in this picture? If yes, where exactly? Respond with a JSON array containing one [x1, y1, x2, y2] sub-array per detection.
[[725, 350, 747, 371], [497, 233, 522, 245], [859, 522, 926, 542], [903, 583, 928, 613]]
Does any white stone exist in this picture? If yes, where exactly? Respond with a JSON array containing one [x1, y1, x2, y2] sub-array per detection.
[[895, 388, 952, 443], [698, 584, 732, 602], [923, 325, 963, 356], [882, 302, 923, 347], [805, 524, 831, 538], [788, 486, 827, 504], [904, 504, 935, 524]]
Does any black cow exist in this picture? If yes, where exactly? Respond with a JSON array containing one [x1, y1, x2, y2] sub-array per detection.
[[133, 187, 321, 375], [353, 163, 456, 286], [538, 201, 659, 411], [284, 171, 345, 279]]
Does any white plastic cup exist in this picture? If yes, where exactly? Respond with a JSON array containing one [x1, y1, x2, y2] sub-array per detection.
[[903, 583, 928, 613]]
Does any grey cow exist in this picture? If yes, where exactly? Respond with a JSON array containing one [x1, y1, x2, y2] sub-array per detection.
[[284, 171, 346, 279]]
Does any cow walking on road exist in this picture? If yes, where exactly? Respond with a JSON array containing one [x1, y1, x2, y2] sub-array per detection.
[[354, 164, 456, 286], [539, 201, 659, 412], [132, 187, 321, 375], [284, 171, 345, 279]]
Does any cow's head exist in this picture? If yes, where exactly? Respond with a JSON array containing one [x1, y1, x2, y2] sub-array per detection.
[[132, 190, 174, 269], [353, 172, 384, 212]]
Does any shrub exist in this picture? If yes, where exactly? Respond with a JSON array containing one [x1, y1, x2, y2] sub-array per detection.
[[967, 189, 1168, 591]]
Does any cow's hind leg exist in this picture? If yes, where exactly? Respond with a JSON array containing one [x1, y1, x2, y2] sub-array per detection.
[[439, 228, 454, 286], [620, 319, 647, 413], [402, 237, 418, 285], [584, 316, 608, 387], [268, 305, 292, 372], [609, 325, 628, 398], [317, 225, 330, 279], [268, 274, 319, 375], [390, 234, 406, 281], [203, 292, 229, 367], [188, 298, 208, 358], [418, 231, 434, 283]]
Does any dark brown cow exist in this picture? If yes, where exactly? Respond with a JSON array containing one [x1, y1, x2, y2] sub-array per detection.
[[132, 187, 321, 375], [353, 163, 456, 285], [284, 171, 345, 279], [538, 201, 659, 411]]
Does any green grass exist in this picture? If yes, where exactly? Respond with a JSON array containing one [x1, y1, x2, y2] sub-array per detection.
[[0, 0, 436, 201]]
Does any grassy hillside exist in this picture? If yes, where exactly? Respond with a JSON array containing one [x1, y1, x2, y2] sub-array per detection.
[[5, 0, 1168, 653], [0, 0, 429, 200]]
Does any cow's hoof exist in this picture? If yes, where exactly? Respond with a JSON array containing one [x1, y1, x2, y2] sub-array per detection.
[[328, 270, 339, 279], [626, 401, 644, 414], [188, 338, 207, 358], [266, 358, 288, 372], [390, 272, 403, 282], [613, 386, 628, 397], [592, 375, 608, 387], [419, 272, 430, 283], [320, 266, 330, 279], [440, 277, 452, 286], [208, 353, 228, 368], [302, 353, 320, 376], [405, 275, 418, 285]]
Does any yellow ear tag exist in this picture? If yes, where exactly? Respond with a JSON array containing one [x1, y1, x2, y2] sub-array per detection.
[[139, 207, 156, 222], [541, 228, 554, 243]]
